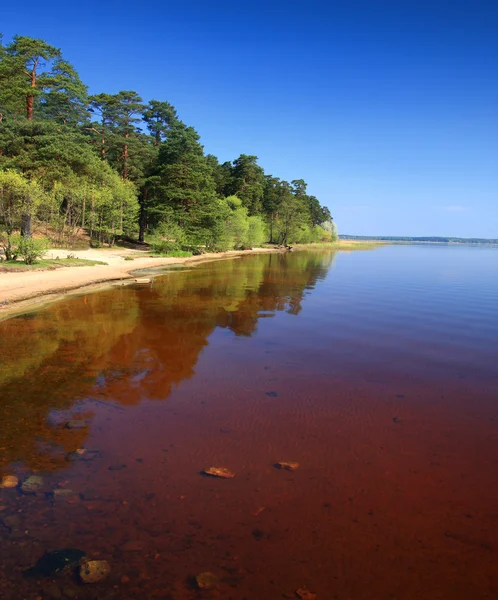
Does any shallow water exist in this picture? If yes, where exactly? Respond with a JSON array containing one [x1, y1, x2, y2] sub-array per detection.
[[0, 246, 497, 599]]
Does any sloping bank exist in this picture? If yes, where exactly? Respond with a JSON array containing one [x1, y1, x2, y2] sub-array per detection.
[[0, 248, 279, 322]]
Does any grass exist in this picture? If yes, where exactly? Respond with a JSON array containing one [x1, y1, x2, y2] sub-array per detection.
[[0, 257, 108, 272], [334, 240, 386, 250], [290, 240, 386, 251], [151, 250, 193, 258]]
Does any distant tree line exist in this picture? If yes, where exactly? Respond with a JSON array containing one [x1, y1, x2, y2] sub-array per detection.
[[340, 235, 498, 244], [0, 34, 335, 257]]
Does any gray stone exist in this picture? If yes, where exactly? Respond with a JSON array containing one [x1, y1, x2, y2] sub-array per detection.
[[21, 475, 44, 494]]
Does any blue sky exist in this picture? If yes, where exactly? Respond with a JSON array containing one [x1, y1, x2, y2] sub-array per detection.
[[2, 0, 497, 237]]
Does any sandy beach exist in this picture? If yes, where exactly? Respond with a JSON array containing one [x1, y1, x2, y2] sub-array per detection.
[[0, 247, 278, 320]]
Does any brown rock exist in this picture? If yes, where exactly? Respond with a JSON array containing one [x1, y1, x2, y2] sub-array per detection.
[[0, 475, 18, 489], [122, 540, 144, 552], [296, 588, 316, 600], [203, 467, 235, 479], [195, 572, 218, 590], [274, 461, 300, 472], [79, 559, 111, 584]]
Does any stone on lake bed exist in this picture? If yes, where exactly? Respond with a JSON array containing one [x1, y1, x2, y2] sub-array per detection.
[[64, 420, 87, 430], [195, 572, 218, 590], [21, 475, 44, 494], [121, 540, 144, 552], [296, 588, 317, 600], [1, 514, 21, 530], [108, 463, 127, 471], [51, 489, 75, 497], [68, 449, 102, 462], [79, 559, 111, 583], [0, 475, 18, 488], [203, 467, 236, 479], [134, 278, 151, 284], [274, 461, 300, 472]]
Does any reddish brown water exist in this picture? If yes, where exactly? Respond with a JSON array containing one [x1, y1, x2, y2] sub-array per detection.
[[0, 247, 497, 600]]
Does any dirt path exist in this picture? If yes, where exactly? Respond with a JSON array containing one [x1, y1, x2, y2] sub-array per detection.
[[0, 247, 278, 320]]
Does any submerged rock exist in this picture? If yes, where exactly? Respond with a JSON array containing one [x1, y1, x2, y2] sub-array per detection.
[[195, 572, 218, 590], [203, 467, 236, 479], [274, 461, 300, 472], [53, 488, 74, 496], [67, 449, 103, 462], [79, 559, 111, 583], [64, 420, 87, 430], [1, 514, 21, 531], [21, 475, 44, 494], [108, 463, 126, 471], [0, 475, 18, 488], [296, 588, 317, 600], [121, 540, 144, 552], [23, 548, 86, 577]]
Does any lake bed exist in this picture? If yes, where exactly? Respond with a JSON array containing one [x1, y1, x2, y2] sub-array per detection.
[[0, 245, 497, 599]]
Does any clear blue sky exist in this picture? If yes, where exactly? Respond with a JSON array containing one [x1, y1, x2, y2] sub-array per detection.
[[2, 0, 497, 237]]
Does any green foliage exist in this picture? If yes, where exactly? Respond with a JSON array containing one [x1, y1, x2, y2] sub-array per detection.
[[0, 36, 87, 122], [147, 213, 190, 254], [18, 236, 50, 264], [321, 220, 338, 242], [218, 196, 267, 250], [246, 215, 267, 248], [229, 155, 265, 213]]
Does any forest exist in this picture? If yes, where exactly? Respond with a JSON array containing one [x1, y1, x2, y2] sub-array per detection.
[[0, 35, 335, 260]]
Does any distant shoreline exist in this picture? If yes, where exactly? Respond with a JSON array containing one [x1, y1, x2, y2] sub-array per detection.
[[340, 235, 498, 245]]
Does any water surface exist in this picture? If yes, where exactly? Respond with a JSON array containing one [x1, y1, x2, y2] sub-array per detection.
[[0, 246, 497, 599]]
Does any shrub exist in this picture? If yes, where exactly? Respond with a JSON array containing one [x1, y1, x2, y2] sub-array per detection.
[[147, 218, 190, 254], [18, 237, 50, 265]]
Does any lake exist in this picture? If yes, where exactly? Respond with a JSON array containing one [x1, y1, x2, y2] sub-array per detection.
[[0, 245, 497, 600]]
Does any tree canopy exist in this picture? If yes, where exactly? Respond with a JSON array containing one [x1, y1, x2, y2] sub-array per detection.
[[0, 33, 335, 253]]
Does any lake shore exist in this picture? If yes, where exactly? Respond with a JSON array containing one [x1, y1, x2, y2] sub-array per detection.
[[0, 240, 379, 321], [0, 246, 280, 321]]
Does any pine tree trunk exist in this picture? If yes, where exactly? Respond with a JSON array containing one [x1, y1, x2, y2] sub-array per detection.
[[26, 59, 38, 121], [26, 95, 34, 121], [123, 133, 129, 180], [21, 214, 32, 238]]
